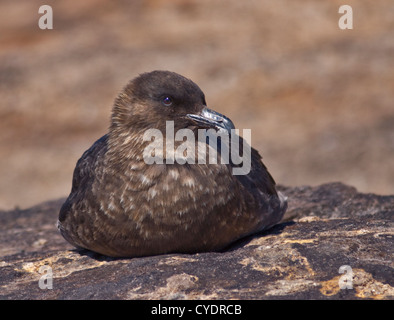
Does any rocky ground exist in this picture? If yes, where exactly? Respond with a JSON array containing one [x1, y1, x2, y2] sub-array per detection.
[[1, 183, 392, 300], [1, 0, 394, 210]]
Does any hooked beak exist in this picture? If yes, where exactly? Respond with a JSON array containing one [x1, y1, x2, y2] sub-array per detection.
[[186, 107, 235, 133]]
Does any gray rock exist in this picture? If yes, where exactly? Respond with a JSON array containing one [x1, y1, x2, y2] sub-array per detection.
[[0, 182, 393, 299]]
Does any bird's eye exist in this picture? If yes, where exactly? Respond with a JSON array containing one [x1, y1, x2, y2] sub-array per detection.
[[162, 96, 173, 106]]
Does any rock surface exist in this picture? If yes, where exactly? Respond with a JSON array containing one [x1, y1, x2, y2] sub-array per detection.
[[0, 182, 393, 300]]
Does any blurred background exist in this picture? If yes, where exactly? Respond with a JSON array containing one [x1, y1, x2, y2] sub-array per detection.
[[1, 0, 393, 210]]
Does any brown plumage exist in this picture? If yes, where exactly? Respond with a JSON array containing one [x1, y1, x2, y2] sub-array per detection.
[[58, 71, 287, 257]]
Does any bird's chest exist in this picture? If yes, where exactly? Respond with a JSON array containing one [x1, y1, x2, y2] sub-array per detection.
[[112, 162, 237, 218]]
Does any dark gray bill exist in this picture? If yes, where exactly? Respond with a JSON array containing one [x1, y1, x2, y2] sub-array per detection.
[[186, 107, 235, 133]]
